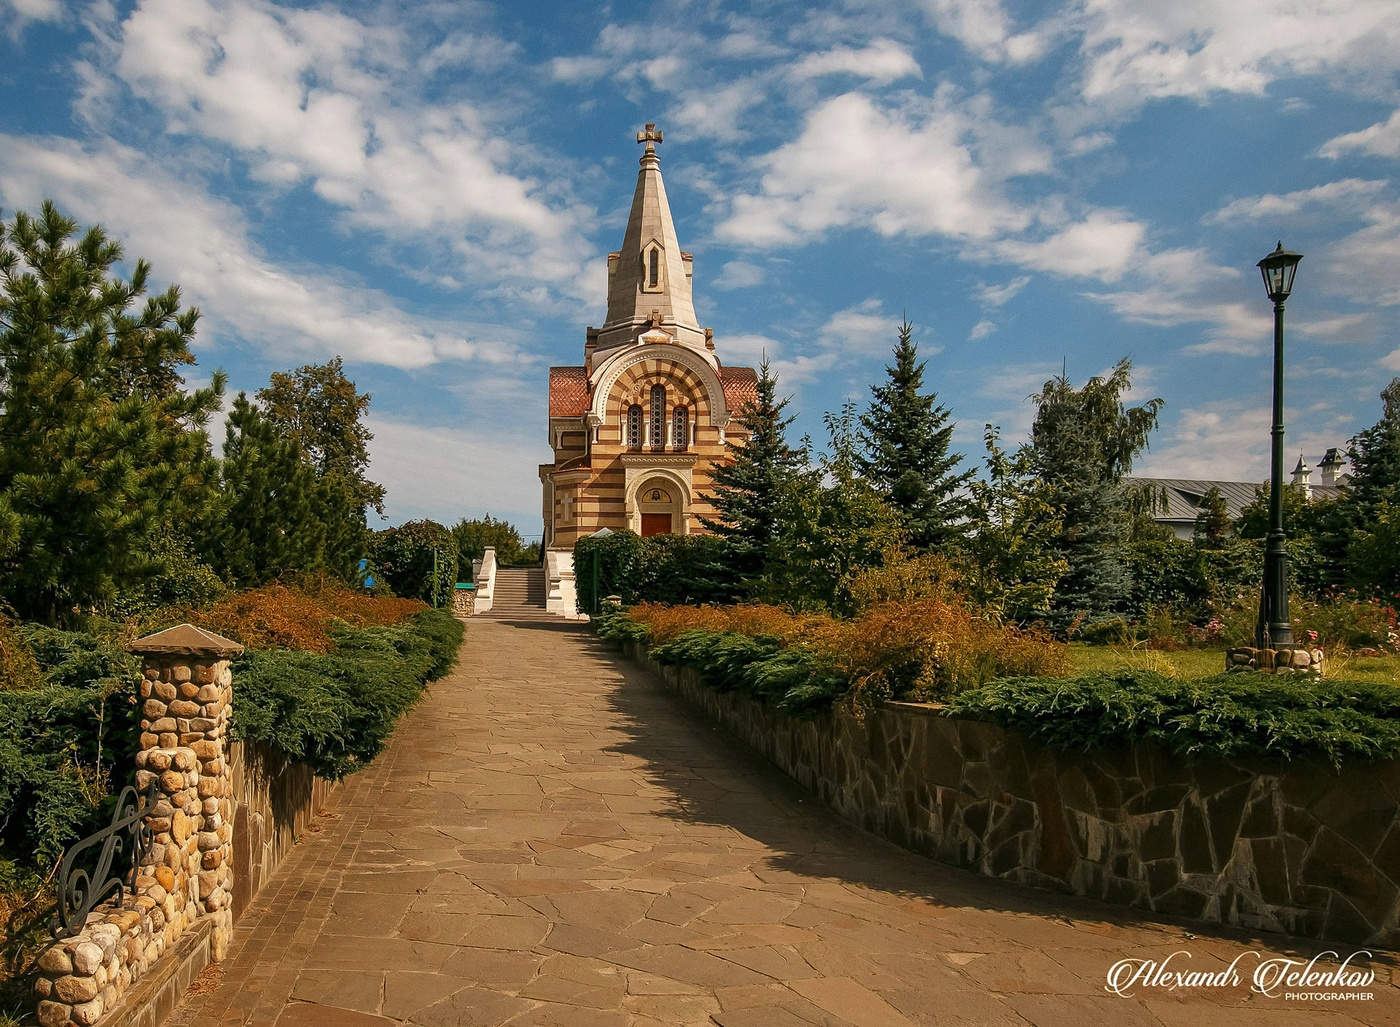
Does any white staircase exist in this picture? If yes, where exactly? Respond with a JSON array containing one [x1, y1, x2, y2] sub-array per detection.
[[477, 566, 552, 620]]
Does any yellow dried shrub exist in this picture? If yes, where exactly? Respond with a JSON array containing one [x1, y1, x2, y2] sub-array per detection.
[[629, 597, 1068, 702]]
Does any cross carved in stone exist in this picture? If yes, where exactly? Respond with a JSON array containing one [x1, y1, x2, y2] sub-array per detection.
[[637, 123, 663, 153]]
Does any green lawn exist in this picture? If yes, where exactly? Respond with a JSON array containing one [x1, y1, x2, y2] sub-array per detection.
[[1065, 643, 1400, 686]]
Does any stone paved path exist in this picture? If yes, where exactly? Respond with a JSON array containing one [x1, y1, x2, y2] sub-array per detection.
[[170, 620, 1397, 1026]]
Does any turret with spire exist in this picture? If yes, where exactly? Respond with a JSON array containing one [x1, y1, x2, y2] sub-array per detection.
[[591, 123, 712, 361]]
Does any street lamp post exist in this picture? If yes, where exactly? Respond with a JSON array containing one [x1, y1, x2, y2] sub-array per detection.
[[1256, 241, 1303, 651]]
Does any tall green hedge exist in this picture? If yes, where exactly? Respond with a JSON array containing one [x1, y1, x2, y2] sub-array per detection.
[[573, 531, 743, 612], [368, 520, 458, 605]]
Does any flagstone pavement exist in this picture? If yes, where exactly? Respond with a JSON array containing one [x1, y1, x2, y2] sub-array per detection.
[[168, 619, 1397, 1026]]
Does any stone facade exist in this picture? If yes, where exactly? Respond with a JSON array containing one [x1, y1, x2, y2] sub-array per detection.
[[629, 644, 1400, 947], [539, 124, 756, 560]]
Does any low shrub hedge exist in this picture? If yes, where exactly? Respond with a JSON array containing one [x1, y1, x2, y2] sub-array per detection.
[[599, 599, 1067, 710], [232, 609, 463, 778], [0, 606, 462, 895], [948, 670, 1400, 768]]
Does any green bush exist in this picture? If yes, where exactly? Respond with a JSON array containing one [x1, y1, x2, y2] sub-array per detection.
[[573, 531, 744, 613], [949, 669, 1400, 768], [368, 520, 457, 606], [0, 629, 142, 884], [232, 609, 463, 778], [102, 528, 228, 620], [649, 628, 846, 714]]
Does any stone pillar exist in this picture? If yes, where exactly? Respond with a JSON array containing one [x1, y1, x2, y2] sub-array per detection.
[[127, 624, 243, 961]]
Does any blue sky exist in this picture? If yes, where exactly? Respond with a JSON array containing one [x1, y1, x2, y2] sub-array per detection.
[[2, 0, 1398, 538]]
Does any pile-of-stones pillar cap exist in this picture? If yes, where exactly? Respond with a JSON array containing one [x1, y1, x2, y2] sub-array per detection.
[[125, 624, 244, 658]]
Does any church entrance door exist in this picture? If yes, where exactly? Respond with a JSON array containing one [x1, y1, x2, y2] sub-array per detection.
[[641, 513, 672, 537]]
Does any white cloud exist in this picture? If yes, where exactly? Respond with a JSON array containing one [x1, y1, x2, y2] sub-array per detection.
[[920, 0, 1049, 64], [969, 319, 997, 341], [108, 0, 592, 299], [1208, 178, 1389, 223], [790, 39, 922, 83], [1077, 0, 1400, 109], [712, 260, 766, 290], [976, 275, 1030, 306], [0, 135, 526, 370], [819, 298, 900, 350], [717, 333, 782, 364], [716, 91, 1032, 246], [2, 0, 60, 36], [1183, 337, 1263, 358], [996, 211, 1146, 282], [1319, 108, 1400, 159], [1135, 402, 1341, 482], [367, 416, 550, 528]]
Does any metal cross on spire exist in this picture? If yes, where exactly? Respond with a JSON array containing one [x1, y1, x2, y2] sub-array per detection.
[[636, 122, 663, 154]]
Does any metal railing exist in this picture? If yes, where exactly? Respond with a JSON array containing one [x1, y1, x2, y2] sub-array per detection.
[[50, 778, 158, 939]]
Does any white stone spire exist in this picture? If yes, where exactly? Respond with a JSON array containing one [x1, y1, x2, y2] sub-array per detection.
[[595, 123, 709, 357]]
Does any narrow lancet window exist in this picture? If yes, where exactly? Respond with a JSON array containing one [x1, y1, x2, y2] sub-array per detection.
[[627, 404, 643, 450], [672, 406, 689, 451], [649, 385, 665, 450], [648, 249, 659, 288]]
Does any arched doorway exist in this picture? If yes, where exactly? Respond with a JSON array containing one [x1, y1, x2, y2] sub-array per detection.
[[636, 478, 681, 536]]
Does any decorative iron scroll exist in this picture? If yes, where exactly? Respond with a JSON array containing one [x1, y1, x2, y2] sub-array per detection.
[[51, 778, 158, 939]]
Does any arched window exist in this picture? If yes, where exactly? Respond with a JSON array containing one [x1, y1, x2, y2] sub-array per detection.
[[626, 405, 643, 450], [649, 385, 665, 450], [672, 405, 689, 450]]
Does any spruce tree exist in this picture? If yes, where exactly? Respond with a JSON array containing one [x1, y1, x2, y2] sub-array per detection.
[[858, 320, 972, 549], [1343, 378, 1400, 591], [0, 202, 223, 622], [1027, 358, 1162, 628], [1192, 486, 1232, 547], [1346, 378, 1400, 522], [700, 358, 805, 579]]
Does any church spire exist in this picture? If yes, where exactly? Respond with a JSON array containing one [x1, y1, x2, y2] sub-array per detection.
[[596, 122, 707, 356]]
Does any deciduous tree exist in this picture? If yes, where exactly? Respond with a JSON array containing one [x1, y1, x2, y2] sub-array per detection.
[[1026, 358, 1162, 627], [257, 356, 386, 516]]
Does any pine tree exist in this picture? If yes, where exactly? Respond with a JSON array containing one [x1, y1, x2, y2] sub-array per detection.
[[209, 394, 331, 585], [1027, 358, 1163, 627], [700, 358, 805, 579], [858, 320, 972, 549], [1192, 486, 1232, 547], [0, 202, 223, 622]]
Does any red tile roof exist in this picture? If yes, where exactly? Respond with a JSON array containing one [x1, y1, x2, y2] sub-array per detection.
[[549, 366, 589, 416], [719, 365, 758, 413]]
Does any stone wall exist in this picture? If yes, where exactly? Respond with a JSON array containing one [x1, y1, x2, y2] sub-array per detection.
[[228, 741, 338, 922], [35, 625, 340, 1026], [628, 644, 1400, 947], [36, 627, 241, 1027]]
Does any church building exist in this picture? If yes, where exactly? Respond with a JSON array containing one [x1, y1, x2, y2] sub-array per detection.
[[537, 124, 756, 612]]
